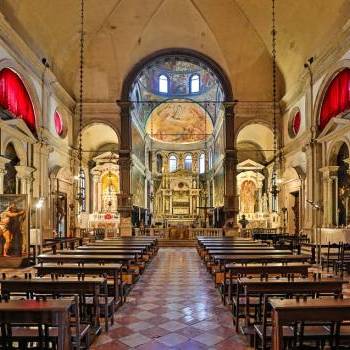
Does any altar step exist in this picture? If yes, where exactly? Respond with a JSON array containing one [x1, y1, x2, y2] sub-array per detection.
[[159, 239, 196, 247]]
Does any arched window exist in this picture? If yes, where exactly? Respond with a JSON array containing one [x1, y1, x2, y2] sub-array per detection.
[[0, 68, 36, 132], [199, 153, 205, 174], [4, 143, 19, 194], [159, 74, 168, 94], [54, 111, 64, 136], [190, 74, 200, 93], [208, 150, 213, 169], [169, 155, 177, 172], [319, 68, 350, 130], [79, 169, 86, 212], [184, 154, 192, 170]]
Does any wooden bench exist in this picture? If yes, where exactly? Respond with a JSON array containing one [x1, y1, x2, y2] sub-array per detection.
[[270, 298, 350, 350], [0, 299, 73, 350], [34, 262, 125, 304]]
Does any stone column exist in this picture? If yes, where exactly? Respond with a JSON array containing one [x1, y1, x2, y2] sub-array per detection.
[[0, 156, 10, 194], [224, 103, 238, 226], [319, 166, 339, 227], [116, 102, 133, 236], [15, 166, 35, 195]]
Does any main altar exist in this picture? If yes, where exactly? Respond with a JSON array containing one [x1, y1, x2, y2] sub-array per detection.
[[153, 169, 203, 227]]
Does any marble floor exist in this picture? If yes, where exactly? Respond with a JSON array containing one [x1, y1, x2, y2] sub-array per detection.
[[91, 248, 251, 350]]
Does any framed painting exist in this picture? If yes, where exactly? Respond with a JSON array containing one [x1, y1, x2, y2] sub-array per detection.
[[0, 194, 28, 258]]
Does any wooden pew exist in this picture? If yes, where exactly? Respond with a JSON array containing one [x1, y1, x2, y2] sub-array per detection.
[[223, 263, 311, 303], [1, 277, 105, 333], [270, 298, 350, 350], [0, 299, 73, 350], [236, 276, 346, 335], [34, 263, 125, 304], [38, 254, 138, 285]]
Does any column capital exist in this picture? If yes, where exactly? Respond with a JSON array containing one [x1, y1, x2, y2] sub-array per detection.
[[0, 156, 10, 170], [319, 166, 339, 177], [15, 165, 35, 179]]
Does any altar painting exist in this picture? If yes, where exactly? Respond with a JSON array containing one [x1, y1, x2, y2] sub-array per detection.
[[240, 180, 256, 213], [0, 195, 28, 257], [132, 168, 145, 207]]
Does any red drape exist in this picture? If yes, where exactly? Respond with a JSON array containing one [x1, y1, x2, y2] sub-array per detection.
[[292, 111, 301, 136], [0, 68, 36, 132], [319, 68, 350, 130], [54, 111, 63, 136]]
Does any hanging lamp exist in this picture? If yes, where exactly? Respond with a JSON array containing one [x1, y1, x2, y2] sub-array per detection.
[[270, 0, 280, 210], [76, 0, 85, 210]]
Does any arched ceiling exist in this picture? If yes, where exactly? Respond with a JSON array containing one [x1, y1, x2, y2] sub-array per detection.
[[237, 123, 274, 161], [81, 123, 119, 154], [1, 0, 349, 103]]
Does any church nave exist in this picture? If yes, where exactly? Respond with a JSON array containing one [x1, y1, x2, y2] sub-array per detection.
[[91, 248, 250, 350]]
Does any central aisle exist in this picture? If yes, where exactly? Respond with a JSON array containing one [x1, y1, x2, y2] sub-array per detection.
[[92, 248, 250, 349]]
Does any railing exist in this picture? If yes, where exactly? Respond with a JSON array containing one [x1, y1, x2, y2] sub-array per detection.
[[135, 228, 168, 237], [189, 228, 223, 239]]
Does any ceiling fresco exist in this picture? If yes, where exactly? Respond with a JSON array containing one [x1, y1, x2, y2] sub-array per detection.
[[145, 100, 213, 144], [130, 54, 225, 131]]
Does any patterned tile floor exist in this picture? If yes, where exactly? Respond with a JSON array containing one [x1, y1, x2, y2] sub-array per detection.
[[91, 248, 252, 350]]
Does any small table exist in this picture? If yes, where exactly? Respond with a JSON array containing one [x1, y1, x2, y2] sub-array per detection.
[[0, 299, 72, 350], [270, 298, 350, 350]]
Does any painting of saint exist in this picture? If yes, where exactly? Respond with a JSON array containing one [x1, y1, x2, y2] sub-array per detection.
[[240, 180, 256, 213], [0, 195, 28, 257], [145, 100, 213, 143]]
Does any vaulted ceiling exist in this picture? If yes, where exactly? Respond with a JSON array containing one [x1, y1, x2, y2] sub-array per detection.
[[1, 0, 349, 103]]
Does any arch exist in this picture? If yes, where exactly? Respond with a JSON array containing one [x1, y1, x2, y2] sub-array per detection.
[[0, 59, 41, 132], [236, 122, 274, 161], [313, 59, 350, 133], [80, 122, 119, 155], [3, 142, 19, 194], [328, 139, 350, 166], [2, 138, 26, 165], [121, 48, 233, 102]]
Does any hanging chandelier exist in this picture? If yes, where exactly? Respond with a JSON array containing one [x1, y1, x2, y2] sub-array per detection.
[[270, 0, 280, 203], [76, 0, 85, 206]]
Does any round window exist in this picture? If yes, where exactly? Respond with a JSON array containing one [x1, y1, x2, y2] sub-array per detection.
[[289, 109, 301, 138], [54, 111, 64, 136]]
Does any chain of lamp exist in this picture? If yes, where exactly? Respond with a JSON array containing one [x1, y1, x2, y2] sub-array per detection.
[[77, 0, 85, 206], [270, 0, 279, 203]]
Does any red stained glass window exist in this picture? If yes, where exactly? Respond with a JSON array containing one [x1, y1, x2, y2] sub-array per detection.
[[292, 111, 301, 136], [319, 68, 350, 130], [54, 111, 63, 136], [0, 68, 36, 132]]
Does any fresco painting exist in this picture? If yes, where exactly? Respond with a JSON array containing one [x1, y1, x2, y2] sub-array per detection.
[[145, 100, 213, 144]]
